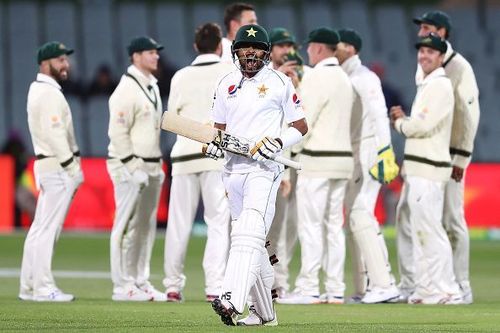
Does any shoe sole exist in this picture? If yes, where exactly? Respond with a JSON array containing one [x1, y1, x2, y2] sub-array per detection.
[[211, 299, 236, 326]]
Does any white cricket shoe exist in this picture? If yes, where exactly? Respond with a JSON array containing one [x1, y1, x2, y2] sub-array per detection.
[[237, 305, 278, 326], [408, 292, 464, 305], [138, 283, 167, 302], [34, 289, 75, 302], [276, 293, 321, 305], [394, 288, 414, 303], [319, 293, 344, 304], [361, 286, 400, 304], [112, 286, 152, 301], [460, 284, 473, 304], [346, 294, 364, 304], [19, 292, 34, 301]]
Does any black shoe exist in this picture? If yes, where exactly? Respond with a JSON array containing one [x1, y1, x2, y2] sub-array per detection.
[[211, 298, 238, 326]]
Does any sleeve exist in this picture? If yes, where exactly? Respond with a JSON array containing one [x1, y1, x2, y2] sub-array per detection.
[[39, 91, 74, 165], [211, 79, 226, 124], [108, 86, 142, 171], [358, 73, 391, 147], [167, 72, 183, 114], [450, 68, 480, 168], [394, 79, 454, 138], [281, 76, 305, 124], [298, 71, 328, 131]]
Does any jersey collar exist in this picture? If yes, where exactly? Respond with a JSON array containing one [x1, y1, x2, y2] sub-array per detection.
[[314, 56, 339, 68], [127, 65, 157, 86], [419, 67, 446, 86], [340, 54, 361, 76], [191, 53, 221, 65], [36, 73, 62, 90], [443, 40, 454, 63]]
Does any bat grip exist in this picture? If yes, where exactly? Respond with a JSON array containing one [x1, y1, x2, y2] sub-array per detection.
[[272, 155, 302, 170]]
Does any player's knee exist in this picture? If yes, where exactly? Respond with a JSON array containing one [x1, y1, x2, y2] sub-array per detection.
[[349, 209, 376, 233], [231, 209, 266, 250]]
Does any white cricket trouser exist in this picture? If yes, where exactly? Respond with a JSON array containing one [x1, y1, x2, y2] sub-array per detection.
[[266, 169, 298, 292], [163, 171, 230, 296], [396, 175, 460, 298], [344, 138, 394, 295], [221, 167, 283, 313], [20, 170, 79, 297], [109, 167, 164, 293], [443, 174, 470, 289], [295, 176, 347, 297]]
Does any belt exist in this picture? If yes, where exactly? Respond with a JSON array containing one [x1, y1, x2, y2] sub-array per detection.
[[110, 154, 162, 163], [36, 151, 80, 169]]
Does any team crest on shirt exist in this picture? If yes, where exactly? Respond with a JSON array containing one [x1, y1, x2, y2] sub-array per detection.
[[292, 93, 301, 107], [227, 84, 237, 98], [257, 84, 268, 98]]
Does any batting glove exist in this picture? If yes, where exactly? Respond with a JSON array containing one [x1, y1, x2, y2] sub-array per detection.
[[202, 140, 223, 160], [250, 137, 282, 162], [369, 145, 399, 184]]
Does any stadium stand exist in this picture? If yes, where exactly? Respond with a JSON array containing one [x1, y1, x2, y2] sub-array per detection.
[[0, 4, 6, 143], [66, 96, 89, 157], [86, 97, 109, 157], [260, 3, 299, 40], [116, 2, 149, 71]]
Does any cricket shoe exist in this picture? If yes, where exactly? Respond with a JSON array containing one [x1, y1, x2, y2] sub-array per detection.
[[408, 292, 464, 305], [361, 286, 400, 304], [138, 283, 167, 302], [275, 293, 322, 305], [18, 292, 34, 301], [319, 293, 344, 304], [393, 287, 414, 303], [206, 294, 218, 302], [112, 286, 152, 301], [166, 291, 183, 302], [211, 298, 239, 326], [237, 305, 278, 326], [460, 283, 473, 304], [346, 294, 364, 304], [34, 289, 75, 302]]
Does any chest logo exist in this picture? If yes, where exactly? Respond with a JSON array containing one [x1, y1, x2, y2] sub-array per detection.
[[228, 84, 237, 95], [292, 93, 301, 105], [257, 84, 268, 97]]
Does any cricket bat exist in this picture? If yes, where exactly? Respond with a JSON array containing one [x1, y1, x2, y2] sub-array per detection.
[[161, 112, 302, 170]]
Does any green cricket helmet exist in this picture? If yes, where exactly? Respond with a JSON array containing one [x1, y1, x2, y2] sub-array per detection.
[[231, 24, 271, 73]]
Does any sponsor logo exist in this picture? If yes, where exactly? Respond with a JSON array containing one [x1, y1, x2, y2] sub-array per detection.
[[221, 291, 232, 301], [228, 85, 237, 95], [292, 93, 301, 105]]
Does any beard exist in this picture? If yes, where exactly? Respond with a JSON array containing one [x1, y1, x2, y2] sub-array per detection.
[[49, 63, 68, 82]]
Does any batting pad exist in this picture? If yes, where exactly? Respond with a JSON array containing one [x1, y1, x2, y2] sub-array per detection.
[[221, 209, 266, 314], [349, 209, 391, 288], [249, 251, 275, 322]]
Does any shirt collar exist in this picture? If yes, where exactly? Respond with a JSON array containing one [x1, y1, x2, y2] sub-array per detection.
[[36, 73, 62, 90], [238, 65, 270, 84], [127, 65, 157, 86], [419, 67, 446, 86], [443, 41, 454, 63], [314, 56, 339, 68], [340, 55, 361, 75], [191, 53, 221, 65]]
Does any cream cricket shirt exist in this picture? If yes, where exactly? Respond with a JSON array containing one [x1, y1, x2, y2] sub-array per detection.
[[168, 54, 233, 176], [27, 73, 80, 175], [341, 55, 391, 149], [221, 38, 233, 64], [212, 66, 304, 173], [107, 65, 162, 175], [396, 67, 454, 182], [297, 57, 354, 179], [416, 42, 480, 169]]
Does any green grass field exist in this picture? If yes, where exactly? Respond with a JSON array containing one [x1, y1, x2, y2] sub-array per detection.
[[1, 232, 500, 332]]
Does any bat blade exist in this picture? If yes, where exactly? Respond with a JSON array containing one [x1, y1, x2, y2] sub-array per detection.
[[161, 111, 216, 143]]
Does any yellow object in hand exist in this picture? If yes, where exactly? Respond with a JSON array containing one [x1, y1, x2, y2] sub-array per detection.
[[369, 145, 399, 184]]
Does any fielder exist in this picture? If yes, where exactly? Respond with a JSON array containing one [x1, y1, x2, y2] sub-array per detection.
[[336, 29, 400, 304], [405, 11, 480, 304], [391, 33, 462, 304], [280, 27, 353, 305], [221, 3, 257, 63], [163, 23, 232, 303], [107, 36, 165, 301], [205, 24, 307, 326], [20, 41, 83, 302]]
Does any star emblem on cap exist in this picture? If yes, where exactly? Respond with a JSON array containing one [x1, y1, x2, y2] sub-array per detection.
[[246, 27, 257, 37], [257, 84, 268, 96]]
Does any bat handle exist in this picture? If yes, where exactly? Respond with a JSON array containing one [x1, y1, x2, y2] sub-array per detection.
[[272, 155, 302, 170]]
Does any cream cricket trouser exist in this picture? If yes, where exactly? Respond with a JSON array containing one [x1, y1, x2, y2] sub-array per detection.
[[221, 167, 283, 313], [109, 167, 164, 293], [396, 175, 460, 297], [344, 138, 394, 295], [266, 169, 298, 292], [163, 171, 230, 296], [295, 176, 347, 297], [443, 174, 470, 290], [20, 170, 79, 297]]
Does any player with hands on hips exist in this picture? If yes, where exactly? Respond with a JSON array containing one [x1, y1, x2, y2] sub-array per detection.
[[20, 41, 82, 302], [207, 24, 307, 326]]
